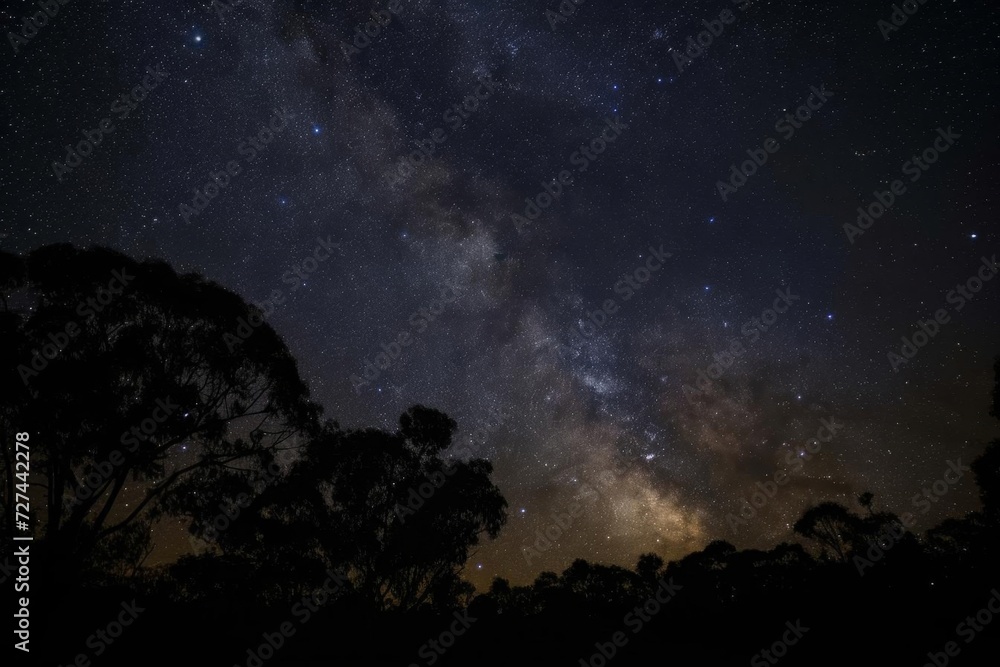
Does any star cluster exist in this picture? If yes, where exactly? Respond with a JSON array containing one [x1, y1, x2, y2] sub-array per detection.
[[2, 0, 998, 587]]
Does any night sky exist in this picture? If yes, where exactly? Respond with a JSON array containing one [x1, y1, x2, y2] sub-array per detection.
[[2, 0, 998, 589]]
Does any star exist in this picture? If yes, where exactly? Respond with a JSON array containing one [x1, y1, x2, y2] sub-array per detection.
[[11, 0, 996, 602]]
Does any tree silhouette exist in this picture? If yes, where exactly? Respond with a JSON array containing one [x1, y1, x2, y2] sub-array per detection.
[[208, 405, 509, 610], [4, 243, 1000, 667], [858, 490, 875, 515], [972, 441, 1000, 526], [972, 357, 1000, 524], [635, 552, 664, 582], [792, 501, 861, 563], [925, 514, 988, 558], [0, 244, 320, 589], [991, 355, 1000, 421]]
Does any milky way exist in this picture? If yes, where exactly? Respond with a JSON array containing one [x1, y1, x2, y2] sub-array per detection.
[[2, 0, 998, 587]]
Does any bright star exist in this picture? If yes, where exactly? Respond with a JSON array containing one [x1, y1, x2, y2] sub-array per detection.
[[971, 233, 977, 239], [826, 313, 834, 320]]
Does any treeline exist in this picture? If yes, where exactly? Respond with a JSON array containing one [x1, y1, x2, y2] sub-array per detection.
[[1, 245, 998, 666]]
